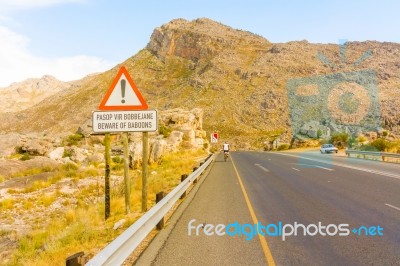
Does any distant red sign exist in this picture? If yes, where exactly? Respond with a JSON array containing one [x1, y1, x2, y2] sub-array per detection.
[[211, 132, 218, 143]]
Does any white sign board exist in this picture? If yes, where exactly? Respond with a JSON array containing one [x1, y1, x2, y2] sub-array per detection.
[[92, 110, 157, 133]]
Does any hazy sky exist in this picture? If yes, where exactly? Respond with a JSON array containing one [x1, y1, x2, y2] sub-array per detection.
[[0, 0, 399, 87]]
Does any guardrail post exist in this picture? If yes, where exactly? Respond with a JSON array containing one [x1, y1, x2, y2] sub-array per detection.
[[66, 251, 87, 266], [180, 174, 188, 199], [156, 191, 166, 230], [382, 155, 385, 162], [193, 166, 199, 183]]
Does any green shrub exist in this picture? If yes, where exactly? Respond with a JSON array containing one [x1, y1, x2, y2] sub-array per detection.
[[112, 156, 123, 164], [159, 125, 172, 138], [62, 163, 78, 171], [331, 132, 349, 149], [111, 156, 124, 171], [348, 136, 358, 148], [369, 138, 393, 152], [358, 136, 367, 143], [317, 129, 322, 139], [203, 142, 209, 150], [20, 154, 31, 161], [63, 149, 72, 158], [62, 163, 79, 177], [210, 146, 218, 153], [66, 133, 84, 146], [360, 144, 379, 151], [277, 144, 290, 151], [382, 131, 388, 137]]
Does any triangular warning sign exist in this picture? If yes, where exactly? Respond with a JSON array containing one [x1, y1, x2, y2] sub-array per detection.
[[98, 66, 148, 110]]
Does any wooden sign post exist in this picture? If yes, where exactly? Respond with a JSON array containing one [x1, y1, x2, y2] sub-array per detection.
[[95, 66, 157, 219]]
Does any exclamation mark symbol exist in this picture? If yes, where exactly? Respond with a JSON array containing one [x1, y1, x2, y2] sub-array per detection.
[[121, 79, 126, 103]]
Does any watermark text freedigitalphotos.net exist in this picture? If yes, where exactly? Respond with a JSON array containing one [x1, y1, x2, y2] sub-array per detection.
[[188, 219, 383, 241]]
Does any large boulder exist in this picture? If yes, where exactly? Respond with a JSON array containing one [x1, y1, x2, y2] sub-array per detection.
[[0, 133, 22, 156], [129, 142, 143, 169], [66, 146, 88, 163], [160, 108, 203, 131], [128, 138, 166, 167], [149, 139, 166, 164], [299, 121, 331, 139], [165, 131, 184, 152], [77, 118, 93, 138], [20, 139, 53, 156], [48, 147, 65, 161]]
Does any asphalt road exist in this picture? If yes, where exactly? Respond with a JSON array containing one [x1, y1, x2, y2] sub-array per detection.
[[136, 151, 400, 266]]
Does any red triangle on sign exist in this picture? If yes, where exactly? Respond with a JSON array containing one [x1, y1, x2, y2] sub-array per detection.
[[98, 66, 148, 110]]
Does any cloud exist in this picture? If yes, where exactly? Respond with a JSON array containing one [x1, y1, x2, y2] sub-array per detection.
[[0, 26, 115, 87], [0, 0, 86, 12]]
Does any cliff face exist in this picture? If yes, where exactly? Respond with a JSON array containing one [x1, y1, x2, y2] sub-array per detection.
[[0, 18, 399, 148], [147, 18, 268, 62]]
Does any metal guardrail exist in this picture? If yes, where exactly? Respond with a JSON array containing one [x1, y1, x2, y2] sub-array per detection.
[[345, 149, 400, 160], [86, 154, 214, 266]]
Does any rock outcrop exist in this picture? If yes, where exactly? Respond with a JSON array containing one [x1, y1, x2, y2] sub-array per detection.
[[128, 108, 207, 168]]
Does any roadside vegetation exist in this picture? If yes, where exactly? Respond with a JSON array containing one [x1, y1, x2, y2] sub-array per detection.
[[1, 149, 207, 266], [274, 130, 400, 154]]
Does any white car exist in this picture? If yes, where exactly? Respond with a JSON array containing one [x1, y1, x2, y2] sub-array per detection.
[[320, 144, 338, 154]]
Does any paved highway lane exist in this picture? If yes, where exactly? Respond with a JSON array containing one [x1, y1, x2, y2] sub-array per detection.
[[232, 151, 400, 265], [136, 151, 400, 265]]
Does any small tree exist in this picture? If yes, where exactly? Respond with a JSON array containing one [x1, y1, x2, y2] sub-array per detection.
[[317, 129, 322, 139], [277, 144, 290, 151], [330, 132, 349, 149], [348, 136, 358, 149], [369, 138, 392, 152]]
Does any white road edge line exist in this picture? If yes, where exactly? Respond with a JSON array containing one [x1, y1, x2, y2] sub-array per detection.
[[315, 165, 334, 171], [293, 163, 334, 171], [255, 163, 270, 172], [275, 152, 400, 180], [385, 203, 400, 212]]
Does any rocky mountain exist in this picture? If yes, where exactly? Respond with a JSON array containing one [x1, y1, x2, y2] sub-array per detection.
[[0, 18, 399, 148], [0, 75, 71, 113]]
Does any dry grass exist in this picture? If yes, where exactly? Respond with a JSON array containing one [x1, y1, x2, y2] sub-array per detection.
[[5, 149, 207, 266], [0, 198, 14, 211], [10, 167, 54, 179]]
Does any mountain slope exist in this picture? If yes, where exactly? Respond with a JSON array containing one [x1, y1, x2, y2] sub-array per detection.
[[1, 18, 399, 148], [0, 75, 70, 113]]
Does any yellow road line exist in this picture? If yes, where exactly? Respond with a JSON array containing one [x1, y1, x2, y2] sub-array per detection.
[[231, 156, 276, 266]]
